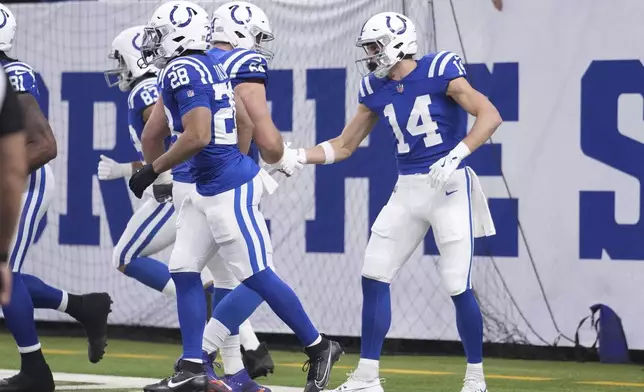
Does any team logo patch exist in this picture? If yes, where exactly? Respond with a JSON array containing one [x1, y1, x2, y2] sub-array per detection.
[[386, 15, 407, 35], [131, 33, 141, 51], [396, 84, 404, 93], [230, 4, 253, 25], [0, 10, 9, 29], [170, 5, 197, 28]]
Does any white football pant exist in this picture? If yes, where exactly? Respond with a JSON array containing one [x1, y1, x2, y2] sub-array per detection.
[[9, 165, 55, 272], [362, 168, 475, 296], [169, 174, 273, 283]]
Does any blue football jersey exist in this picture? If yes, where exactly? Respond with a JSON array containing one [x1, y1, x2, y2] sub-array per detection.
[[359, 51, 468, 175], [127, 77, 191, 183], [1, 59, 39, 99], [207, 47, 268, 165], [158, 52, 258, 196]]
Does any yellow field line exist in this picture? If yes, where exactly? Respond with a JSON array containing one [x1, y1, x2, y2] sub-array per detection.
[[41, 350, 640, 387], [577, 381, 644, 387]]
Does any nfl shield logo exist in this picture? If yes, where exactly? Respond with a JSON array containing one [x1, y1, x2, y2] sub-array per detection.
[[396, 84, 404, 93], [187, 90, 195, 97]]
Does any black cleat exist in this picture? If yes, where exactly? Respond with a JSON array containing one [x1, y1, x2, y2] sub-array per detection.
[[72, 292, 112, 363], [0, 368, 55, 392], [144, 359, 211, 392], [302, 339, 343, 392], [241, 342, 275, 379]]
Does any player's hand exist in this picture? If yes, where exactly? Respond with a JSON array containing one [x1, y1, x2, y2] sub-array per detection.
[[274, 142, 304, 177], [152, 171, 173, 203], [128, 164, 159, 199], [428, 154, 462, 190], [0, 263, 13, 305], [97, 155, 133, 180]]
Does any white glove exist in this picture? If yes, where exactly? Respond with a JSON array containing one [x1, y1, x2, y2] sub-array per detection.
[[273, 142, 304, 177], [97, 155, 133, 180], [428, 142, 471, 190]]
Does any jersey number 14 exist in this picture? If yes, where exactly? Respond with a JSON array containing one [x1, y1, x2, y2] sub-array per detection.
[[383, 94, 442, 154]]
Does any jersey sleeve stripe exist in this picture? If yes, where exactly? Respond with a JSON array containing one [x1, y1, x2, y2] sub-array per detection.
[[364, 76, 374, 95], [222, 49, 248, 72], [229, 53, 265, 79], [159, 58, 210, 87], [437, 52, 457, 76], [128, 79, 156, 109], [187, 56, 215, 84], [428, 50, 448, 78], [4, 64, 35, 75], [359, 80, 365, 97]]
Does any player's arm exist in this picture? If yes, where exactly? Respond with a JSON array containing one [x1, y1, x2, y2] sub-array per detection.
[[234, 93, 254, 155], [151, 101, 211, 174], [299, 104, 378, 165], [235, 81, 283, 164], [0, 78, 27, 303], [447, 77, 502, 153], [141, 97, 171, 164], [18, 93, 57, 172]]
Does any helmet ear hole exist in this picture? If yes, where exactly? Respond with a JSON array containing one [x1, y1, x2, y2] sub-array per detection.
[[173, 36, 184, 43], [235, 31, 245, 39]]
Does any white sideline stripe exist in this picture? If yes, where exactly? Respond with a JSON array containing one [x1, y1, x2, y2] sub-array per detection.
[[0, 370, 302, 391]]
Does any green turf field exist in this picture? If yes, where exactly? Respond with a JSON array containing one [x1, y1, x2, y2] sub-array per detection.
[[1, 333, 644, 391]]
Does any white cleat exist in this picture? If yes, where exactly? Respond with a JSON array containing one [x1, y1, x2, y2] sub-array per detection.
[[460, 378, 487, 392], [332, 373, 384, 391]]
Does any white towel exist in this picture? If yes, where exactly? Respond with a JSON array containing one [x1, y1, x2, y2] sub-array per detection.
[[466, 166, 496, 238], [258, 168, 279, 195]]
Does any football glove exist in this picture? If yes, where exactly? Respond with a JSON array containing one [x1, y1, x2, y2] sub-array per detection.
[[273, 142, 303, 177], [97, 154, 133, 180], [129, 164, 159, 199], [428, 142, 471, 190], [152, 171, 173, 203]]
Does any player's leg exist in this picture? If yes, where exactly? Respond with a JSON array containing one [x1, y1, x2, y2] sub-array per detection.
[[335, 182, 429, 391], [0, 167, 54, 391], [112, 197, 176, 295], [203, 252, 274, 380], [203, 174, 342, 392], [432, 168, 486, 392], [144, 192, 220, 392]]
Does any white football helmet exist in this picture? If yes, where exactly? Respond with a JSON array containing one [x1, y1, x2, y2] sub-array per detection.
[[105, 26, 157, 92], [140, 1, 210, 69], [356, 12, 418, 78], [210, 1, 274, 61], [0, 3, 17, 52]]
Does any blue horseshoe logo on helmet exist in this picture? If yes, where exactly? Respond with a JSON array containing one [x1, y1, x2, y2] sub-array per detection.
[[230, 4, 252, 25], [0, 10, 10, 29], [170, 5, 197, 28], [385, 15, 407, 35], [131, 33, 141, 51]]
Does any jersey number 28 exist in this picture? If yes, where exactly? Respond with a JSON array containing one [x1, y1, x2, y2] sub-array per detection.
[[383, 94, 442, 154]]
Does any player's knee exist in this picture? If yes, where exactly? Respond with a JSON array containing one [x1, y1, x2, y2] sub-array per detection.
[[440, 268, 469, 297], [112, 242, 129, 270], [361, 256, 395, 284], [168, 248, 202, 274]]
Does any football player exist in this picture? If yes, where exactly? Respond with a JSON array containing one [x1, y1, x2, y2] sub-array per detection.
[[130, 2, 341, 391], [0, 3, 111, 391], [102, 24, 273, 390], [296, 12, 501, 392]]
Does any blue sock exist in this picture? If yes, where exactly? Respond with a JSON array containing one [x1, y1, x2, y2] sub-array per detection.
[[243, 268, 319, 346], [172, 272, 206, 361], [124, 257, 172, 292], [213, 287, 232, 315], [451, 289, 483, 363], [361, 277, 391, 360], [22, 274, 64, 310], [212, 284, 262, 335], [3, 273, 40, 349]]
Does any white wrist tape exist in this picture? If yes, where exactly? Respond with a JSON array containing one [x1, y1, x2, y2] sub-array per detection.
[[452, 141, 472, 160], [319, 141, 335, 164], [120, 163, 133, 178]]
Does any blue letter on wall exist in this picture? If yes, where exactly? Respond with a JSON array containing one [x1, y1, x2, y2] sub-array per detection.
[[59, 72, 138, 246], [580, 60, 644, 260]]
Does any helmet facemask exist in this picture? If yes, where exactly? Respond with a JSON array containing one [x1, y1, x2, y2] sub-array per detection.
[[104, 50, 133, 92], [139, 25, 174, 69], [356, 35, 402, 79], [246, 24, 274, 61]]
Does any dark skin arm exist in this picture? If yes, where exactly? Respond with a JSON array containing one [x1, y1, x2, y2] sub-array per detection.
[[18, 93, 56, 172]]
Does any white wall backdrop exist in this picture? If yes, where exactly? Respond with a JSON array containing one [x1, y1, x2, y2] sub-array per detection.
[[2, 0, 644, 350]]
